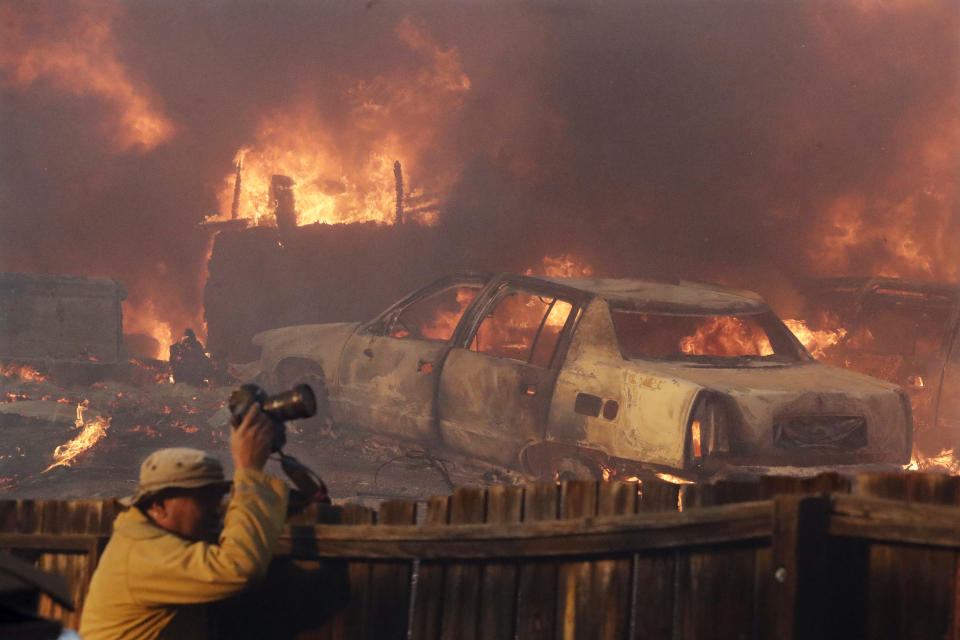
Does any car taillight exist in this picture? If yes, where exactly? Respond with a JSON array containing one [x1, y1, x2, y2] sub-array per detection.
[[688, 392, 731, 465]]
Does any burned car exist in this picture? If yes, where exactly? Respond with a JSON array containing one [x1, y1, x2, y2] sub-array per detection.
[[241, 273, 913, 480], [805, 277, 960, 454]]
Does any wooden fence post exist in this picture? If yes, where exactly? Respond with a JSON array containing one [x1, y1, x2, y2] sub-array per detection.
[[768, 494, 837, 640]]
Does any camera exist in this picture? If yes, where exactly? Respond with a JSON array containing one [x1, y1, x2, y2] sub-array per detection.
[[228, 383, 317, 451]]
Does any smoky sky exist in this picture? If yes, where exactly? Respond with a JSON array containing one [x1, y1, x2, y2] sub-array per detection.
[[1, 0, 957, 334]]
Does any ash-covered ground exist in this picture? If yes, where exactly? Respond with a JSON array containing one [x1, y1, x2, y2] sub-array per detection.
[[0, 364, 521, 504]]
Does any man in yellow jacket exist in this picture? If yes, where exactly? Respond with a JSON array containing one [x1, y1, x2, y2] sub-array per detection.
[[79, 404, 289, 640]]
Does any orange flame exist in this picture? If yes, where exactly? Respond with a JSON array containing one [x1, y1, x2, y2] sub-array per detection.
[[783, 319, 848, 358], [904, 448, 960, 475], [0, 2, 174, 152], [123, 298, 174, 361], [680, 317, 774, 357], [525, 254, 595, 278], [210, 18, 469, 228], [42, 400, 110, 472], [805, 113, 960, 282]]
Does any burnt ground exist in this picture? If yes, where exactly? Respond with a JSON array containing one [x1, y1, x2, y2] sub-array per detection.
[[0, 365, 522, 505]]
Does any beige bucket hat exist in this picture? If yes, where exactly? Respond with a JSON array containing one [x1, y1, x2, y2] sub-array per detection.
[[121, 447, 231, 507]]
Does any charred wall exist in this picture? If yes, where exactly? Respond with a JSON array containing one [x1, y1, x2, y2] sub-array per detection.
[[205, 223, 468, 362]]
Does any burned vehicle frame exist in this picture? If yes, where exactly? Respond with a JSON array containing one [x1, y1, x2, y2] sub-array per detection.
[[242, 273, 913, 480], [807, 277, 960, 454]]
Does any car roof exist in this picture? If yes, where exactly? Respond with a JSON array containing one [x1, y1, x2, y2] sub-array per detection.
[[522, 275, 769, 313], [814, 276, 960, 305]]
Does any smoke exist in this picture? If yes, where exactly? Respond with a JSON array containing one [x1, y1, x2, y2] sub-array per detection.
[[1, 0, 957, 346]]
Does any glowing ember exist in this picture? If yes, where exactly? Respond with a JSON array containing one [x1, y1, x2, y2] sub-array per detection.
[[654, 472, 695, 485], [0, 363, 47, 382], [42, 401, 110, 473], [783, 319, 848, 358], [691, 420, 702, 458]]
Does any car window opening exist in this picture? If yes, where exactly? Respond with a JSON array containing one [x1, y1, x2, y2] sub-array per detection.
[[610, 309, 806, 364], [471, 292, 573, 366], [387, 284, 481, 341]]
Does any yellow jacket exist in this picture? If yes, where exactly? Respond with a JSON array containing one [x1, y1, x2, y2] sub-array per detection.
[[79, 468, 289, 640]]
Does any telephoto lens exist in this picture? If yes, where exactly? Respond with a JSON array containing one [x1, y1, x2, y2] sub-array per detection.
[[228, 383, 317, 451], [261, 384, 317, 422]]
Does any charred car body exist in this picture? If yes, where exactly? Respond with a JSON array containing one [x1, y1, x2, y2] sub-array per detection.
[[242, 274, 913, 479]]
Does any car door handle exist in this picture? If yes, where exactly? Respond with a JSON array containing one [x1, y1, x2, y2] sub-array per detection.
[[363, 348, 374, 358]]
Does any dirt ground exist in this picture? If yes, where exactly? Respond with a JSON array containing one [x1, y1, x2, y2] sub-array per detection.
[[0, 364, 522, 506]]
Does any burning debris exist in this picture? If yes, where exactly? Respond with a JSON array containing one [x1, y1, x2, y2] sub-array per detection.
[[42, 401, 110, 473]]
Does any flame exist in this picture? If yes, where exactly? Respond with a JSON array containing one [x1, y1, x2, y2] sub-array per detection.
[[805, 109, 960, 282], [679, 317, 774, 357], [654, 472, 695, 485], [0, 2, 173, 152], [42, 400, 110, 473], [691, 420, 702, 458], [123, 298, 174, 361], [210, 18, 469, 228], [783, 319, 848, 358], [0, 363, 48, 382], [904, 448, 960, 475], [525, 254, 595, 278], [420, 286, 481, 341]]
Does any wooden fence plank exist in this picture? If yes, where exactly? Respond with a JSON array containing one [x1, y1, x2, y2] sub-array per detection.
[[676, 544, 760, 640], [555, 480, 599, 640], [638, 478, 680, 513], [866, 544, 956, 640], [439, 488, 486, 640], [514, 482, 560, 640], [829, 494, 960, 547], [368, 500, 417, 640], [476, 485, 523, 640], [408, 495, 450, 640], [676, 481, 765, 640], [592, 482, 637, 640], [325, 503, 376, 640], [855, 473, 908, 501]]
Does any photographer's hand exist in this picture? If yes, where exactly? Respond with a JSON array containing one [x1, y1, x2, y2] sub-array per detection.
[[231, 404, 273, 471]]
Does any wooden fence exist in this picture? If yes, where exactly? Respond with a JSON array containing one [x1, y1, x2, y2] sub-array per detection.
[[2, 473, 960, 639]]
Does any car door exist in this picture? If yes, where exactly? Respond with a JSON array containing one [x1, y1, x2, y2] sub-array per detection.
[[336, 276, 488, 441], [436, 279, 582, 467]]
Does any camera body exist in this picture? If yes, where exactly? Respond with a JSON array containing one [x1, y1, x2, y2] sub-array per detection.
[[228, 383, 317, 451]]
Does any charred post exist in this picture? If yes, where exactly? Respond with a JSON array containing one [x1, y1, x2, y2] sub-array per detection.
[[270, 174, 297, 233], [230, 156, 243, 220], [394, 161, 404, 226]]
